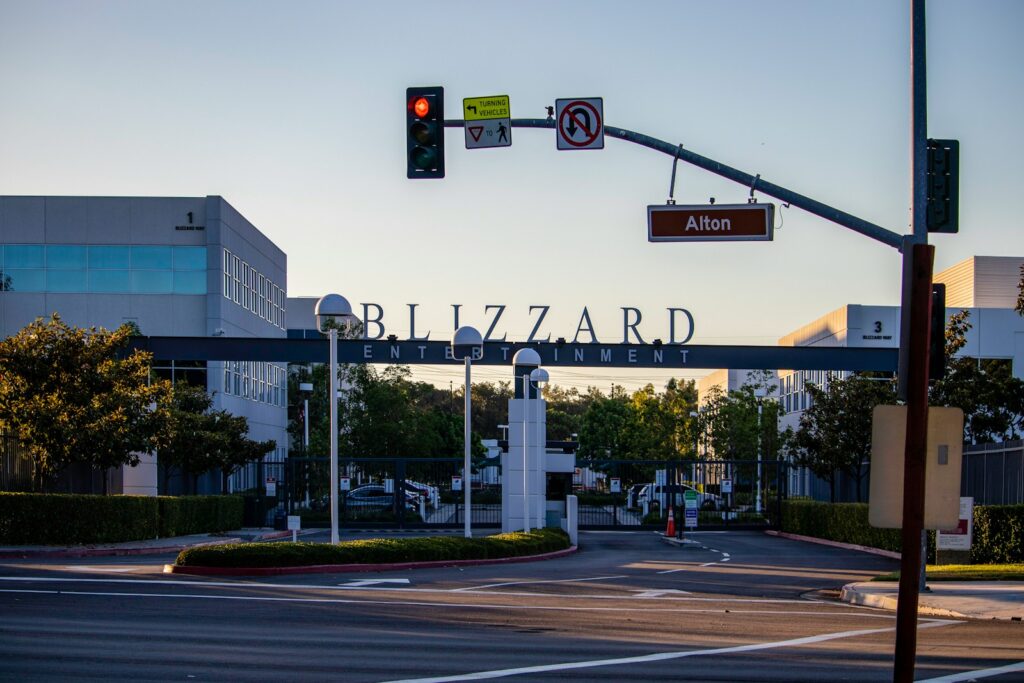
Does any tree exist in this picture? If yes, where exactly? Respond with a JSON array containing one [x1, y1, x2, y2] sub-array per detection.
[[0, 270, 11, 291], [159, 383, 276, 493], [1016, 264, 1024, 317], [0, 315, 170, 491], [930, 310, 1024, 442], [792, 374, 895, 502]]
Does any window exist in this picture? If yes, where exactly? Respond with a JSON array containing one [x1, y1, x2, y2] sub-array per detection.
[[173, 246, 205, 271], [6, 245, 44, 268], [173, 270, 205, 294], [131, 246, 172, 270], [48, 269, 87, 292], [47, 245, 87, 269], [89, 246, 130, 269]]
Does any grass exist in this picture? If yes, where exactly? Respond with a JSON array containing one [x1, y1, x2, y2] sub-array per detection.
[[872, 564, 1024, 582]]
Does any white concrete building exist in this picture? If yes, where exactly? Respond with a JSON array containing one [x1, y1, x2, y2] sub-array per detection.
[[0, 195, 289, 494]]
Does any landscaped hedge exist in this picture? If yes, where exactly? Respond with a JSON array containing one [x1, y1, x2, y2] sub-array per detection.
[[972, 504, 1024, 564], [781, 500, 1024, 564], [0, 492, 243, 545], [781, 501, 902, 553], [175, 527, 571, 568], [158, 496, 244, 538]]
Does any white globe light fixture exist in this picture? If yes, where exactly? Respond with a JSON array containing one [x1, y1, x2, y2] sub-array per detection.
[[315, 293, 355, 545], [451, 326, 483, 538]]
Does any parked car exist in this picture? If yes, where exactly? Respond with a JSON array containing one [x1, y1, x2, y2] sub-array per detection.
[[346, 484, 418, 511], [637, 483, 721, 511]]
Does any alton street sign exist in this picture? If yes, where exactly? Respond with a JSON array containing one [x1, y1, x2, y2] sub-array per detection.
[[648, 203, 775, 242], [556, 98, 604, 150], [463, 95, 511, 149]]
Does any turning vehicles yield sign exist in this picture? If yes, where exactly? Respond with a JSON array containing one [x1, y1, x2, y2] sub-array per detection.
[[556, 98, 604, 150]]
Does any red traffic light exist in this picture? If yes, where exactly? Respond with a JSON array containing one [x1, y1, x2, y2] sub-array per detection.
[[413, 96, 430, 118]]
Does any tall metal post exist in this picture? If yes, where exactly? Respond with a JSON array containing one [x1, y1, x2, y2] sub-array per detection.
[[463, 356, 472, 539], [329, 327, 339, 545], [522, 373, 530, 533], [894, 2, 932, 679], [755, 399, 763, 514]]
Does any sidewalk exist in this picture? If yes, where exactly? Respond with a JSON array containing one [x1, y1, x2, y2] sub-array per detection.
[[841, 581, 1024, 621], [0, 528, 294, 559], [762, 529, 1024, 621]]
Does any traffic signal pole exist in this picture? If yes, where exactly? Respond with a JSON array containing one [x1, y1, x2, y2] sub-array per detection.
[[439, 8, 935, 677]]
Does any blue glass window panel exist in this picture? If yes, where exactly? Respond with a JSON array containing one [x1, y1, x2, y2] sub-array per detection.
[[47, 245, 87, 269], [131, 246, 172, 270], [6, 245, 44, 268], [173, 270, 206, 294], [48, 269, 88, 292], [88, 270, 130, 292], [88, 246, 130, 269], [173, 246, 206, 271], [6, 269, 46, 291], [131, 270, 173, 293], [0, 245, 4, 268]]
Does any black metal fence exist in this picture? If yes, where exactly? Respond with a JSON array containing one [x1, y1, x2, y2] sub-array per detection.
[[574, 459, 786, 531], [1, 433, 33, 492], [283, 457, 501, 530], [963, 440, 1024, 505]]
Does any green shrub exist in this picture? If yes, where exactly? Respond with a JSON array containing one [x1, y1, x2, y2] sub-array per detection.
[[972, 504, 1024, 564], [158, 496, 243, 537], [781, 501, 903, 553], [0, 492, 242, 545], [175, 527, 571, 568], [780, 500, 1024, 564]]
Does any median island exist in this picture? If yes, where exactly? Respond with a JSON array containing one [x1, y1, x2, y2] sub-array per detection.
[[170, 528, 572, 574]]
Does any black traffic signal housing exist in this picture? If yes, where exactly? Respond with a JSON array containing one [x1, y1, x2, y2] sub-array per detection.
[[926, 139, 959, 234], [929, 283, 946, 382], [406, 87, 445, 179]]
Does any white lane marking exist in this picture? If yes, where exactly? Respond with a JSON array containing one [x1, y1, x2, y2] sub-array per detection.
[[633, 589, 692, 598], [382, 621, 959, 682], [720, 557, 731, 562], [918, 661, 1024, 682], [341, 579, 410, 588], [64, 566, 140, 573], [0, 576, 883, 609], [656, 568, 688, 574], [699, 562, 719, 568], [453, 575, 626, 592], [0, 588, 904, 617]]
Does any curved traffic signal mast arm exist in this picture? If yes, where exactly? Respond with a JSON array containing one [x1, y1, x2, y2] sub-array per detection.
[[443, 117, 904, 251]]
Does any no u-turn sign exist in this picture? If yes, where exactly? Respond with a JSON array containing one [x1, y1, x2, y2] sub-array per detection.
[[556, 98, 604, 150]]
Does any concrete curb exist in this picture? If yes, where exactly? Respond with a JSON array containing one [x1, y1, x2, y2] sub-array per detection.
[[764, 530, 901, 560], [164, 545, 579, 576], [0, 537, 236, 560], [840, 582, 970, 619]]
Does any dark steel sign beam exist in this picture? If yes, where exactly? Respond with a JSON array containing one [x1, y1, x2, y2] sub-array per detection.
[[125, 336, 897, 372]]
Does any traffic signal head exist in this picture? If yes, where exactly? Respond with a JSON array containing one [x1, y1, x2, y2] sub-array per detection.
[[926, 139, 959, 234], [407, 86, 445, 179]]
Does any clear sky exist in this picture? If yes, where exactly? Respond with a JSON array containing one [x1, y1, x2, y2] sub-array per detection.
[[2, 0, 1022, 391]]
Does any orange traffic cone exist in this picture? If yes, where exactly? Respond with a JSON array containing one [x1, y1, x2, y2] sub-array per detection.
[[665, 507, 675, 537]]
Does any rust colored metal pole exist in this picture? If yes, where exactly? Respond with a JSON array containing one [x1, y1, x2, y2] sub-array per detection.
[[893, 243, 934, 682]]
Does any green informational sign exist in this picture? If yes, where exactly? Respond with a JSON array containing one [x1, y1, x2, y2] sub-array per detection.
[[684, 490, 698, 510]]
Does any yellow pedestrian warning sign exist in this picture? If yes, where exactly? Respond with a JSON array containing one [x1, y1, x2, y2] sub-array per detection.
[[463, 95, 512, 149]]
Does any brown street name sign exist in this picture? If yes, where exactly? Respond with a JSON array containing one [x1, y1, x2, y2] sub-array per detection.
[[648, 203, 775, 242]]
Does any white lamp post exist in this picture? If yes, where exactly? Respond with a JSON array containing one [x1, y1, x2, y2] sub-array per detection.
[[452, 326, 483, 539], [512, 348, 542, 533], [315, 293, 355, 545], [530, 367, 549, 531], [753, 385, 767, 515]]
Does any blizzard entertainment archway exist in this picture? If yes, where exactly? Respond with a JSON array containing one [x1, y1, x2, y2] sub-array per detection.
[[126, 334, 897, 532]]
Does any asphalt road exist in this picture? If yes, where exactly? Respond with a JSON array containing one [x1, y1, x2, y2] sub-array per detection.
[[1, 531, 1022, 682]]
